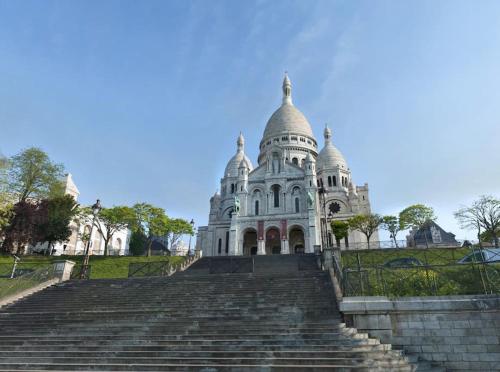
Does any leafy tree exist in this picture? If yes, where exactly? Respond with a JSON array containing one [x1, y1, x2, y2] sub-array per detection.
[[35, 195, 79, 255], [381, 215, 405, 248], [94, 206, 135, 256], [129, 230, 147, 256], [166, 218, 194, 252], [6, 147, 64, 202], [1, 201, 39, 254], [329, 220, 349, 247], [399, 204, 436, 247], [0, 153, 12, 233], [132, 203, 171, 256], [455, 195, 500, 248], [348, 214, 382, 249]]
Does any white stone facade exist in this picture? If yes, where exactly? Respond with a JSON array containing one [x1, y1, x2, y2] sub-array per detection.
[[197, 75, 377, 256]]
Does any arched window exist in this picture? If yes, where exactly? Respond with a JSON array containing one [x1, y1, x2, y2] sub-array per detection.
[[333, 176, 337, 187], [320, 178, 324, 188], [218, 239, 222, 254], [255, 200, 259, 216], [231, 184, 235, 193], [328, 176, 332, 187], [295, 197, 300, 213], [225, 231, 229, 254], [292, 157, 298, 165], [272, 185, 280, 208]]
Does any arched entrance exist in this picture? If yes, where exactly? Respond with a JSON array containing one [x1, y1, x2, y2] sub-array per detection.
[[242, 229, 258, 256], [289, 226, 305, 254], [266, 227, 281, 255]]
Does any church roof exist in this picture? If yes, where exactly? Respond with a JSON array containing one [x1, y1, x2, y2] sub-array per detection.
[[262, 74, 314, 140], [225, 133, 253, 177], [317, 125, 348, 171]]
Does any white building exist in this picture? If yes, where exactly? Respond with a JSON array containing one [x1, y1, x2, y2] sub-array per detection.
[[196, 74, 376, 256], [29, 174, 131, 256]]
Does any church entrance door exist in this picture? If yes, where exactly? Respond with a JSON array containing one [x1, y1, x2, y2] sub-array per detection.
[[242, 229, 257, 256], [289, 227, 305, 255], [265, 227, 281, 255]]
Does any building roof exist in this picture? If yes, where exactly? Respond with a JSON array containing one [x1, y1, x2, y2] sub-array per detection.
[[316, 125, 348, 171], [261, 74, 314, 140], [225, 133, 253, 177]]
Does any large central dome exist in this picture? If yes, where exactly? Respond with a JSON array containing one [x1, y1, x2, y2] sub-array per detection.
[[263, 104, 314, 139], [261, 74, 314, 141]]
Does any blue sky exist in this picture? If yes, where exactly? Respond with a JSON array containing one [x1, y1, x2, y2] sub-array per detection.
[[1, 0, 499, 241]]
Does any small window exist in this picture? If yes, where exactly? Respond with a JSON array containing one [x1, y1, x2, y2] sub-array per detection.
[[282, 136, 288, 141], [218, 239, 222, 254], [231, 184, 235, 193], [295, 197, 300, 213], [332, 176, 337, 187], [274, 138, 279, 142], [300, 137, 306, 142], [291, 136, 298, 141], [225, 231, 229, 254], [267, 141, 271, 145], [292, 158, 298, 165], [328, 176, 332, 187], [272, 184, 280, 208], [307, 140, 311, 144], [240, 185, 243, 191], [255, 200, 259, 216]]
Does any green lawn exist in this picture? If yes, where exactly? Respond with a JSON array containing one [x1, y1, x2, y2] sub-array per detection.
[[341, 246, 471, 268], [339, 246, 500, 297], [0, 255, 185, 279]]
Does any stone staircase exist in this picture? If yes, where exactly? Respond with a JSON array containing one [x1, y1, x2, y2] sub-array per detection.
[[0, 255, 415, 371]]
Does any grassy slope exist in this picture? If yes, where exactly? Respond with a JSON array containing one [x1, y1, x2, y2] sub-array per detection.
[[0, 255, 185, 279]]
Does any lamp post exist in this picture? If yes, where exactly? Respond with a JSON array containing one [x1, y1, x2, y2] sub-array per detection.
[[80, 199, 101, 279], [318, 187, 329, 251], [188, 219, 195, 256]]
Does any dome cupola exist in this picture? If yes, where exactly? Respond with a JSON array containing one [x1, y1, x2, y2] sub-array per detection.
[[225, 133, 253, 177], [317, 124, 348, 171]]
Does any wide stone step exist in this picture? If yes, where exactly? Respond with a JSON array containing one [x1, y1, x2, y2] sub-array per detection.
[[0, 356, 411, 367], [0, 363, 414, 371], [0, 350, 402, 359]]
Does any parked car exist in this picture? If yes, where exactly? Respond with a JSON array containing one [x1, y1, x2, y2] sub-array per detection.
[[458, 248, 500, 264], [383, 257, 424, 268]]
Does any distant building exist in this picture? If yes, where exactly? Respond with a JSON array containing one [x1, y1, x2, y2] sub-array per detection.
[[29, 174, 131, 256], [406, 220, 459, 248], [170, 241, 189, 256]]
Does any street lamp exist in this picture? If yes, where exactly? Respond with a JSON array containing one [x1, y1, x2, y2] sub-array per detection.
[[80, 199, 101, 279], [318, 187, 329, 251], [188, 219, 195, 256]]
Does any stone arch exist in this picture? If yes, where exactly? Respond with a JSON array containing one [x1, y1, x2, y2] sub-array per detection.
[[242, 228, 258, 256], [288, 225, 305, 254], [265, 226, 281, 255], [222, 207, 234, 220]]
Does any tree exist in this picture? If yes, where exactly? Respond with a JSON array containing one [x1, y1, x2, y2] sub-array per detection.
[[329, 220, 349, 248], [399, 204, 436, 247], [165, 218, 194, 252], [94, 206, 135, 256], [0, 153, 12, 233], [454, 196, 500, 248], [132, 203, 171, 256], [35, 195, 79, 255], [381, 215, 405, 248], [129, 230, 147, 256], [348, 214, 382, 249], [1, 200, 39, 254], [6, 147, 64, 202]]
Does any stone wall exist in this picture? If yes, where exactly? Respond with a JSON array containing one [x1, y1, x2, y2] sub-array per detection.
[[340, 295, 500, 370]]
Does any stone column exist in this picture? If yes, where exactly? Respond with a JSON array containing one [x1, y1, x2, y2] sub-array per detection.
[[257, 240, 266, 255], [281, 239, 290, 254]]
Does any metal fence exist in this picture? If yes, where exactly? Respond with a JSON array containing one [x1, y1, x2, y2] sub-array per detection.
[[331, 246, 500, 298], [0, 264, 57, 300]]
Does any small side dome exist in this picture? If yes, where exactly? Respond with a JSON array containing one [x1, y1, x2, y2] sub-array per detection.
[[239, 157, 251, 169], [317, 124, 348, 171], [224, 133, 253, 177]]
